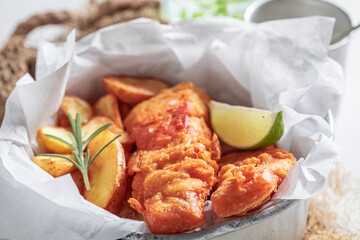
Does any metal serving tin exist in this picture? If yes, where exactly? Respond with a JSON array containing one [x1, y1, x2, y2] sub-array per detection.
[[118, 6, 341, 237], [120, 99, 334, 240], [122, 199, 309, 240], [244, 0, 355, 67]]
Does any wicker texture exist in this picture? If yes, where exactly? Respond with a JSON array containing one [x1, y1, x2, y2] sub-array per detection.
[[0, 0, 161, 122], [304, 162, 360, 240]]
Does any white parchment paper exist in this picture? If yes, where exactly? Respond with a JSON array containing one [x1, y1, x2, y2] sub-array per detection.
[[0, 17, 342, 239]]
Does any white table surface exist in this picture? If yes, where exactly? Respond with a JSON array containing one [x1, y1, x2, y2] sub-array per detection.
[[1, 0, 360, 173]]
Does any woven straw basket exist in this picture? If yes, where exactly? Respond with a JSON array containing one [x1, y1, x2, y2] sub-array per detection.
[[0, 0, 161, 123]]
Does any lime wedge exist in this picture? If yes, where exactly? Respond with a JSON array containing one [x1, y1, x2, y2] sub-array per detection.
[[209, 100, 284, 150]]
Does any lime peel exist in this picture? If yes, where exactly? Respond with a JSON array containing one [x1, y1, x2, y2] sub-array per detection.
[[210, 101, 284, 150]]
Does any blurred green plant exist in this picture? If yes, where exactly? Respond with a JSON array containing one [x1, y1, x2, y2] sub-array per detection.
[[180, 0, 250, 20]]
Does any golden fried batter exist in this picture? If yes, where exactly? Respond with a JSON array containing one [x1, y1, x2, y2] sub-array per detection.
[[124, 82, 220, 234], [217, 144, 276, 168], [211, 148, 296, 218]]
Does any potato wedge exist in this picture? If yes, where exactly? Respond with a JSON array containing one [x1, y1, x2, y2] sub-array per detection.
[[102, 76, 169, 104], [83, 116, 134, 155], [84, 130, 127, 214], [118, 175, 143, 220], [83, 116, 123, 136], [119, 103, 132, 121], [94, 94, 124, 130], [32, 154, 76, 177], [57, 114, 71, 127], [37, 126, 73, 154], [71, 170, 84, 196], [58, 95, 93, 126]]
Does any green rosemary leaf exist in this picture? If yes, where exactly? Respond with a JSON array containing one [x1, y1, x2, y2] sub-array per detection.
[[87, 134, 122, 169], [82, 130, 88, 141], [37, 153, 81, 169], [67, 132, 77, 147], [85, 149, 90, 165], [47, 112, 118, 191], [72, 150, 83, 167], [75, 113, 83, 150], [68, 112, 77, 137], [82, 122, 113, 151], [44, 134, 75, 150]]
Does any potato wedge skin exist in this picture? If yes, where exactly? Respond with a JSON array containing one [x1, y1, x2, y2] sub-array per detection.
[[102, 76, 169, 105], [57, 114, 71, 127], [94, 94, 124, 130], [119, 103, 132, 120], [118, 175, 143, 220], [58, 95, 93, 126], [84, 130, 127, 214], [37, 126, 73, 154], [83, 116, 134, 156], [71, 170, 85, 196], [32, 155, 76, 177]]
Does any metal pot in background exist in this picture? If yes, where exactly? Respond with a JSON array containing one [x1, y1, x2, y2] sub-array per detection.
[[244, 0, 356, 68]]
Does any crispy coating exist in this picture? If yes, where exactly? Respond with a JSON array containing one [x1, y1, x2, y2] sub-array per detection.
[[217, 144, 276, 168], [124, 82, 220, 234], [124, 82, 211, 150], [211, 148, 296, 218]]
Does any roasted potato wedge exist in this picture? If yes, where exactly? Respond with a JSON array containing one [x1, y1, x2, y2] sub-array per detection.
[[83, 116, 134, 155], [57, 114, 71, 128], [71, 170, 85, 196], [83, 116, 124, 137], [58, 95, 93, 126], [84, 130, 127, 214], [32, 154, 76, 177], [102, 75, 169, 104], [119, 103, 132, 120], [118, 175, 143, 220], [94, 94, 124, 130], [37, 126, 73, 154]]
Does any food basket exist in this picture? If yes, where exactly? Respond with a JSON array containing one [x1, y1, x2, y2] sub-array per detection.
[[0, 3, 344, 240]]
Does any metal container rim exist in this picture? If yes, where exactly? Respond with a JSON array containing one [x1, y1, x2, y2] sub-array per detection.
[[121, 199, 298, 239], [243, 0, 355, 51]]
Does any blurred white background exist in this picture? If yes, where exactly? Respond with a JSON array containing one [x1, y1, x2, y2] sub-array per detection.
[[0, 0, 360, 173]]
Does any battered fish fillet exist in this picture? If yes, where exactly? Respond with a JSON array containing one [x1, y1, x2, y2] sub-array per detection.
[[217, 145, 276, 168], [124, 82, 220, 234], [211, 148, 296, 218]]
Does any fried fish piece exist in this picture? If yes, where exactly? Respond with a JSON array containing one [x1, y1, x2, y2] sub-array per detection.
[[211, 148, 296, 218], [217, 144, 276, 168], [124, 82, 220, 234], [124, 82, 211, 151], [129, 158, 215, 234]]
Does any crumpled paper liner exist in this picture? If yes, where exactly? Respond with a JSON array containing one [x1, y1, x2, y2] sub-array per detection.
[[0, 17, 343, 239]]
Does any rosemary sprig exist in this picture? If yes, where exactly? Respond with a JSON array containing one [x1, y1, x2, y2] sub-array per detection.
[[39, 112, 121, 191]]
